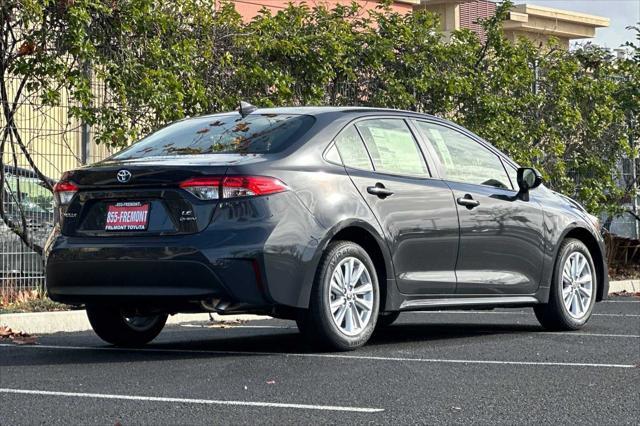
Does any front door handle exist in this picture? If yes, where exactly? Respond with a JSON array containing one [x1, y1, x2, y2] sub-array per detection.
[[367, 183, 394, 199], [457, 194, 480, 209]]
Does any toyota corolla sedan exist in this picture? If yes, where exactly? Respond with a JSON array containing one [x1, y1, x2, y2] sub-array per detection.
[[46, 105, 607, 350]]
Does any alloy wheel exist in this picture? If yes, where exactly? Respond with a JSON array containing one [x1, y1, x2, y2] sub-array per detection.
[[328, 257, 374, 336], [123, 314, 159, 332], [561, 251, 593, 319]]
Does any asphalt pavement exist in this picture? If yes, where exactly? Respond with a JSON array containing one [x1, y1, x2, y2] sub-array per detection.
[[1, 296, 638, 425]]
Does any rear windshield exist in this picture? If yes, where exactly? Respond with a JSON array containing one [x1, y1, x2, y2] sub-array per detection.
[[111, 113, 315, 159]]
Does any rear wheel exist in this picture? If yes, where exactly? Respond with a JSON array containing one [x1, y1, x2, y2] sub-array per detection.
[[86, 306, 167, 347], [302, 241, 379, 351], [534, 239, 597, 330], [295, 313, 308, 334]]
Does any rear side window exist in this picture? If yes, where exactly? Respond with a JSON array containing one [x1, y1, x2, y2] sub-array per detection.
[[356, 119, 429, 177], [334, 126, 374, 171], [324, 144, 342, 164], [112, 113, 315, 160], [414, 121, 512, 189]]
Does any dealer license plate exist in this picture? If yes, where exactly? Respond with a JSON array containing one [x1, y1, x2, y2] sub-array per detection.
[[105, 202, 150, 231]]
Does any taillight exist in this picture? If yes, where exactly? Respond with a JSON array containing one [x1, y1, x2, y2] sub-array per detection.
[[53, 180, 79, 206], [179, 177, 222, 200], [221, 176, 288, 198], [179, 176, 288, 200]]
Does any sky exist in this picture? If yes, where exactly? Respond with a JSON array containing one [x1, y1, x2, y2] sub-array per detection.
[[513, 0, 640, 49]]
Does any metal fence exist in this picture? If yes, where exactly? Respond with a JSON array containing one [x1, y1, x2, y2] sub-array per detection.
[[613, 157, 640, 239], [1, 76, 115, 300]]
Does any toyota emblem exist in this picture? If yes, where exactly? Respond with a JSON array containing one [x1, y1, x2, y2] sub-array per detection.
[[116, 169, 132, 183]]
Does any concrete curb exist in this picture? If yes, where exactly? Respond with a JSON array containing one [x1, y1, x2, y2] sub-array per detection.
[[1, 280, 637, 335], [609, 279, 639, 294], [0, 310, 268, 335]]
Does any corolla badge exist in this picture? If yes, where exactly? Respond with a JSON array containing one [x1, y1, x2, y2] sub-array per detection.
[[116, 169, 132, 183]]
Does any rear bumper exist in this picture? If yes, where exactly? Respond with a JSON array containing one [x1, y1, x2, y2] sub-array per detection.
[[45, 193, 325, 311], [46, 236, 269, 310]]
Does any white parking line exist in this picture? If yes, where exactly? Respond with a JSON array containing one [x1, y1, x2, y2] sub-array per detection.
[[537, 332, 639, 338], [177, 324, 640, 338], [408, 311, 640, 318], [593, 314, 640, 317], [0, 343, 635, 369], [180, 324, 292, 329], [0, 388, 383, 413]]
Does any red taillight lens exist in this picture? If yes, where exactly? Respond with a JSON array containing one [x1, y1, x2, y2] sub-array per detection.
[[179, 176, 287, 200], [53, 180, 79, 206], [221, 176, 288, 198]]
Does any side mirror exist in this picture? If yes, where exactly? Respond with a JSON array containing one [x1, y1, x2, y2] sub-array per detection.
[[516, 167, 542, 201]]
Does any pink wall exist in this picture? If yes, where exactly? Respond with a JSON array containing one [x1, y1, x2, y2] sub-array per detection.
[[460, 0, 496, 42], [230, 1, 414, 21]]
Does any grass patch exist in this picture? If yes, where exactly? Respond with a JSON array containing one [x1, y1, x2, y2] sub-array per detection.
[[0, 288, 75, 313], [0, 297, 74, 314]]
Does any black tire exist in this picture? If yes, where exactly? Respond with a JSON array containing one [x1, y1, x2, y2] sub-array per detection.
[[86, 305, 167, 347], [302, 240, 380, 351], [295, 313, 308, 334], [376, 311, 400, 329], [534, 238, 597, 331]]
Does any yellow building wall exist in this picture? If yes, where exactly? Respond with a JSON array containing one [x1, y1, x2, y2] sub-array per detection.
[[2, 78, 116, 182]]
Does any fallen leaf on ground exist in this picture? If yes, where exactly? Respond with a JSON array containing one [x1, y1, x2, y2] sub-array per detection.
[[11, 335, 38, 345], [0, 325, 37, 344], [610, 290, 640, 298], [207, 319, 247, 328]]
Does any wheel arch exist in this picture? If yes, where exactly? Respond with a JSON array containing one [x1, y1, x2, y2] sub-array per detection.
[[322, 221, 397, 311]]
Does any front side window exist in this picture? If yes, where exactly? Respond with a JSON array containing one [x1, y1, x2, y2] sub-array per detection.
[[334, 125, 374, 171], [355, 119, 429, 177], [505, 163, 518, 190], [112, 113, 315, 160], [415, 121, 511, 189]]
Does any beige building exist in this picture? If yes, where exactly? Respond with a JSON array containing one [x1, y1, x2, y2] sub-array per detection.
[[417, 0, 610, 48]]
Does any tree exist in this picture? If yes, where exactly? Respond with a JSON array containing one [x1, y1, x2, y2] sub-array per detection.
[[1, 0, 242, 254], [2, 0, 638, 259], [613, 25, 640, 230]]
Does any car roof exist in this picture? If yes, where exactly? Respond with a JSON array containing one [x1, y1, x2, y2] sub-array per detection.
[[249, 106, 439, 118], [193, 106, 440, 120]]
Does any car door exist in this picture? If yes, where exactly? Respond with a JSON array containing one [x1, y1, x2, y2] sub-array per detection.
[[413, 120, 545, 295], [333, 118, 459, 295]]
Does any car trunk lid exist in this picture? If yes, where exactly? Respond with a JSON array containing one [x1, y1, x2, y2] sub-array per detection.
[[59, 154, 266, 237]]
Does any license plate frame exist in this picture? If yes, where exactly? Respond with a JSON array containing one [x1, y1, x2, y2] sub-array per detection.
[[105, 201, 150, 232]]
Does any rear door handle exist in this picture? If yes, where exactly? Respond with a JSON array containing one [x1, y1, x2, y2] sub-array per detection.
[[367, 184, 394, 199], [456, 194, 480, 209]]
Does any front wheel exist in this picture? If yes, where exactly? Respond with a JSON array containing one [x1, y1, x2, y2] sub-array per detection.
[[86, 306, 167, 347], [302, 241, 380, 351], [534, 239, 597, 330]]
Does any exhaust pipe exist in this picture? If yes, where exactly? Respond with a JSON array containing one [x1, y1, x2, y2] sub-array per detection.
[[200, 298, 243, 313]]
